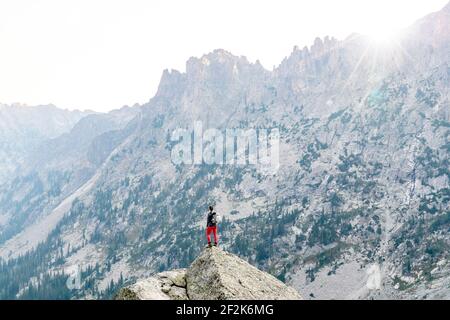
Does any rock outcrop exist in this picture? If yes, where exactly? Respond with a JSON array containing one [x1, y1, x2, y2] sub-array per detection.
[[116, 269, 188, 300], [115, 247, 302, 300]]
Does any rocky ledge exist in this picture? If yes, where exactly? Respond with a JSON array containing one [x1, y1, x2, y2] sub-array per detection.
[[115, 246, 302, 300]]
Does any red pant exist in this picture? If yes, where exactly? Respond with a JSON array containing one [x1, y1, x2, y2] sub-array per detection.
[[206, 226, 218, 243]]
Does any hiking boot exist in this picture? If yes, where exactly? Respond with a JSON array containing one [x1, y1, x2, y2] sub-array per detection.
[[214, 242, 218, 247], [207, 242, 212, 248]]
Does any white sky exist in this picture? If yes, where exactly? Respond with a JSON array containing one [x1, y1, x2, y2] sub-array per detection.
[[0, 0, 448, 112]]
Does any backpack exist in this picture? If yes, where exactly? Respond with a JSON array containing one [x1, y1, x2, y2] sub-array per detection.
[[211, 212, 217, 225]]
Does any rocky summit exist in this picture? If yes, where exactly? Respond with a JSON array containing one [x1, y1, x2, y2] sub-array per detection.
[[116, 247, 302, 300]]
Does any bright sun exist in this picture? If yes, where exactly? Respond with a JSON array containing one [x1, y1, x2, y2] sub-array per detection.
[[360, 14, 405, 47], [364, 24, 403, 47]]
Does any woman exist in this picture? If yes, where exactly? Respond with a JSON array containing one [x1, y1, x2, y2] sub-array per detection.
[[206, 206, 218, 247]]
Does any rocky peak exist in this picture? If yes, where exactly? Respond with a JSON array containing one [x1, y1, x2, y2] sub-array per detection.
[[155, 68, 187, 99], [153, 49, 268, 107], [185, 49, 267, 83], [399, 1, 450, 69], [186, 49, 243, 71], [276, 36, 341, 77], [443, 1, 450, 12], [115, 247, 302, 300]]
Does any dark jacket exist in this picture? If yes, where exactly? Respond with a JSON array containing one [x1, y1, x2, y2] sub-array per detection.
[[207, 211, 217, 227]]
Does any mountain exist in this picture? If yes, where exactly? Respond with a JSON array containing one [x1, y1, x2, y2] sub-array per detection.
[[0, 104, 92, 184], [0, 105, 141, 259], [115, 247, 302, 300], [0, 3, 449, 300]]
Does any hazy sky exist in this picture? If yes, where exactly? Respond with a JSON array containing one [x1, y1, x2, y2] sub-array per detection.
[[0, 0, 448, 112]]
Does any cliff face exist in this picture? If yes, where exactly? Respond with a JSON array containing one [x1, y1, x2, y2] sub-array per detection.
[[116, 247, 302, 300]]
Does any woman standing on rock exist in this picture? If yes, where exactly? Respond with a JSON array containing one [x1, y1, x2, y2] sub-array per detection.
[[206, 206, 218, 247]]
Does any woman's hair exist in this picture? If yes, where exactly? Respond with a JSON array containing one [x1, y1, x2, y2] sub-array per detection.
[[209, 206, 213, 211]]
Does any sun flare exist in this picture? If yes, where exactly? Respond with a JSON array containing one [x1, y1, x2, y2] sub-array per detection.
[[364, 24, 403, 47]]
